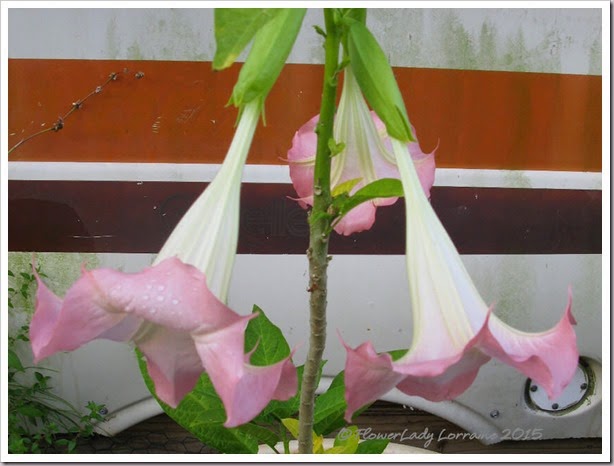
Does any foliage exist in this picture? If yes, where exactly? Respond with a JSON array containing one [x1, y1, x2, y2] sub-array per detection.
[[138, 305, 376, 454], [7, 264, 107, 454], [135, 7, 409, 453]]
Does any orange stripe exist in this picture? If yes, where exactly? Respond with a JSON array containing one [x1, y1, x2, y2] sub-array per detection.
[[8, 59, 601, 171]]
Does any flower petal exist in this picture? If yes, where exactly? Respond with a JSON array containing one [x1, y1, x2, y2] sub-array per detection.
[[30, 273, 71, 362], [341, 339, 404, 422], [287, 114, 318, 201], [287, 100, 436, 237], [31, 268, 135, 363], [193, 316, 297, 427], [31, 256, 296, 422], [342, 331, 490, 420], [394, 348, 490, 401], [136, 324, 204, 407], [342, 138, 579, 416], [477, 290, 578, 399], [334, 201, 377, 236]]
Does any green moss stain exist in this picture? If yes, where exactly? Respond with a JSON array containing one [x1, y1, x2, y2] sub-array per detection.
[[492, 255, 537, 328], [105, 16, 120, 60], [438, 11, 477, 70], [162, 10, 208, 61], [502, 29, 530, 72], [588, 36, 602, 75], [574, 255, 602, 323], [369, 9, 427, 67], [370, 9, 599, 75], [471, 255, 536, 329], [127, 41, 144, 60], [534, 29, 562, 74], [477, 21, 497, 70], [503, 170, 532, 189], [8, 253, 101, 336]]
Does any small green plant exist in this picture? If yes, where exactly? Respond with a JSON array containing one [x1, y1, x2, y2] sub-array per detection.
[[8, 264, 107, 454]]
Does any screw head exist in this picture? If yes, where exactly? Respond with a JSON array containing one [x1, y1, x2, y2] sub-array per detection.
[[99, 407, 109, 415], [489, 409, 500, 419], [580, 382, 588, 390], [530, 385, 538, 392], [551, 403, 559, 410]]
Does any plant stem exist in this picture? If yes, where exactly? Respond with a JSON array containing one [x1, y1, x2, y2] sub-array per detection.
[[297, 9, 341, 454]]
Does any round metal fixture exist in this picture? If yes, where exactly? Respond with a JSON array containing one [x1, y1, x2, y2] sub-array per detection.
[[525, 359, 592, 413]]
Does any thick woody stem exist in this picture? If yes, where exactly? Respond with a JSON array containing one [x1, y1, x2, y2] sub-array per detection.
[[297, 9, 341, 454]]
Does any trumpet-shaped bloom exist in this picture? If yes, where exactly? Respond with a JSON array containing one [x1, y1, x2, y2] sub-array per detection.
[[30, 101, 297, 427], [342, 138, 578, 421], [288, 69, 436, 235]]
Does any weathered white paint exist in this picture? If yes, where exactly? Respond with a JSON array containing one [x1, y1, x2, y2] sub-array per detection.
[[8, 252, 602, 440], [7, 7, 602, 75], [7, 161, 603, 190], [5, 4, 604, 444]]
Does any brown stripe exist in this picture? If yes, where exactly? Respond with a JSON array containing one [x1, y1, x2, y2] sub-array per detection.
[[8, 181, 601, 255], [8, 59, 601, 171]]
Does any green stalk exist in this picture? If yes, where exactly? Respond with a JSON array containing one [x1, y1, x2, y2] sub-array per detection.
[[297, 9, 341, 454]]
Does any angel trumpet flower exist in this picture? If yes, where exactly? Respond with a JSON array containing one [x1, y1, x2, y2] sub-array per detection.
[[288, 68, 435, 235], [342, 137, 578, 421], [30, 100, 297, 427]]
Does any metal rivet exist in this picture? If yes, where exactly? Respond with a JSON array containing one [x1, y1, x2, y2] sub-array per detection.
[[580, 382, 588, 390], [489, 410, 500, 418], [530, 385, 538, 392], [551, 403, 559, 410]]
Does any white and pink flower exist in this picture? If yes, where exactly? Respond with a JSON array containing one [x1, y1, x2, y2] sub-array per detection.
[[288, 69, 435, 236], [30, 101, 297, 428], [341, 138, 578, 421]]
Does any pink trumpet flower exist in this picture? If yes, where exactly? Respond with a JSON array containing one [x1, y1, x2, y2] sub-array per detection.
[[342, 137, 578, 421], [30, 101, 297, 428], [288, 69, 436, 235]]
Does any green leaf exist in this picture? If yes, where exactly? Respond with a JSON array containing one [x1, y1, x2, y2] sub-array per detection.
[[138, 350, 259, 453], [8, 270, 15, 277], [332, 425, 359, 453], [213, 9, 281, 70], [356, 438, 390, 454], [346, 20, 415, 142], [245, 305, 291, 366], [280, 418, 300, 439], [282, 419, 324, 454], [388, 348, 409, 361], [331, 178, 361, 197], [17, 405, 45, 418], [255, 365, 303, 422], [338, 8, 366, 24], [237, 423, 279, 449], [328, 138, 346, 157], [8, 350, 24, 372], [313, 372, 347, 435], [136, 305, 296, 454], [333, 178, 403, 226], [230, 8, 306, 107]]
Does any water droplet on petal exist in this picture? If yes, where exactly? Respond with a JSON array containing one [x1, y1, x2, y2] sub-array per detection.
[[157, 285, 165, 291], [156, 296, 164, 302], [172, 299, 179, 305], [142, 295, 149, 300], [146, 284, 153, 290]]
